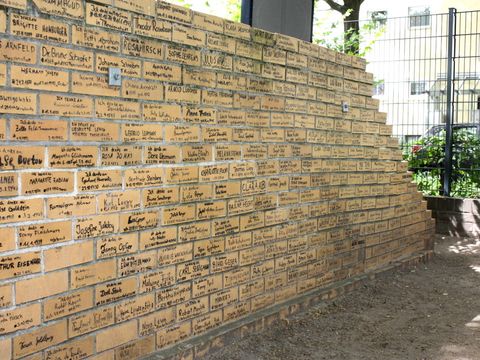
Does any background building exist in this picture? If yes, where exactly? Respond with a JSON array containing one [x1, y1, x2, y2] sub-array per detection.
[[315, 0, 480, 144]]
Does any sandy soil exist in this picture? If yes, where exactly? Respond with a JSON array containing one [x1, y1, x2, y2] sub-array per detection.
[[205, 236, 480, 360]]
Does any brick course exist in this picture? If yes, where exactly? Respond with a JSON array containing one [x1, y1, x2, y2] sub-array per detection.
[[0, 0, 434, 358]]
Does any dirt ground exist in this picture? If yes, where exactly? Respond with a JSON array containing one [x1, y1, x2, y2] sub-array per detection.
[[205, 236, 480, 360]]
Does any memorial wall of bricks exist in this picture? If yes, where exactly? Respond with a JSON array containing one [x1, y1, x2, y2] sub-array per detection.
[[0, 0, 433, 359]]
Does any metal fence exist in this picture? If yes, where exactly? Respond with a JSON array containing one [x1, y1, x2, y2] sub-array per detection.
[[356, 8, 480, 197]]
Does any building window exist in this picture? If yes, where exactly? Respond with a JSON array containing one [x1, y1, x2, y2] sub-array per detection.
[[405, 135, 420, 144], [409, 6, 431, 27], [411, 81, 426, 95], [369, 10, 388, 27]]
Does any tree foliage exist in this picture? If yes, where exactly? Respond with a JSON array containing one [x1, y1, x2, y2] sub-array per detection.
[[313, 0, 384, 57], [405, 129, 480, 198], [313, 14, 384, 58], [320, 0, 365, 54], [166, 0, 241, 22]]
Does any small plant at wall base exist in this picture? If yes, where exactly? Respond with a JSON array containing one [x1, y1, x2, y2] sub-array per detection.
[[405, 129, 480, 198]]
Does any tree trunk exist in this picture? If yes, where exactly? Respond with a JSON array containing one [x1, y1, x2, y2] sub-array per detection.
[[321, 0, 365, 54], [343, 5, 360, 54]]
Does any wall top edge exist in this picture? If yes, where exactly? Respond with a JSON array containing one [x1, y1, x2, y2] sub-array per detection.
[[0, 0, 367, 70]]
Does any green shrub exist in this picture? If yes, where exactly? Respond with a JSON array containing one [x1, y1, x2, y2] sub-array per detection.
[[404, 128, 480, 198]]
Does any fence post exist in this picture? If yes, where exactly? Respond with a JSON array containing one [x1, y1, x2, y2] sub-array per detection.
[[443, 7, 456, 196]]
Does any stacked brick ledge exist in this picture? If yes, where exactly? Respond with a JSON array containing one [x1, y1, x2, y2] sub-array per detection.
[[0, 0, 434, 359], [426, 196, 480, 238]]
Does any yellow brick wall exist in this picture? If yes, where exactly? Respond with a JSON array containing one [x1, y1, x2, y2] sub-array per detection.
[[0, 0, 433, 358]]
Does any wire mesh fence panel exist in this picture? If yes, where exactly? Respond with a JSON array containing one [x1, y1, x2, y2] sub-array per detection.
[[352, 9, 480, 197], [450, 10, 480, 197]]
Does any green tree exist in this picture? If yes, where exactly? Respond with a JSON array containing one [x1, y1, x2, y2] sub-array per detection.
[[320, 0, 365, 55], [166, 0, 241, 22], [314, 16, 384, 58], [225, 0, 241, 22]]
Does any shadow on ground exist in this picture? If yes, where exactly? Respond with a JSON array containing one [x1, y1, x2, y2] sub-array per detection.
[[204, 236, 480, 360]]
